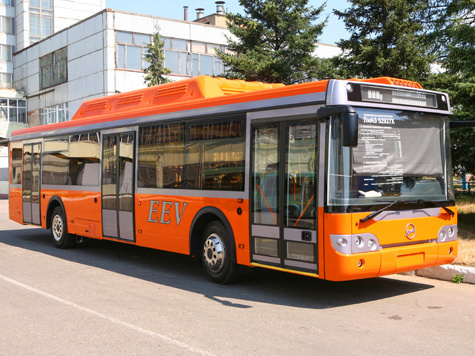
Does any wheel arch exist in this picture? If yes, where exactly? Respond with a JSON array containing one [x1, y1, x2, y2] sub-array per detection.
[[189, 207, 236, 262], [46, 196, 66, 229]]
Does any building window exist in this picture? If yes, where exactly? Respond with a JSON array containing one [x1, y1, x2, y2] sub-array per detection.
[[0, 16, 13, 34], [0, 44, 12, 62], [116, 31, 151, 71], [30, 0, 53, 43], [0, 99, 27, 123], [41, 103, 69, 125], [1, 0, 11, 6], [163, 38, 225, 77], [40, 48, 67, 89], [116, 32, 226, 77], [0, 72, 12, 88]]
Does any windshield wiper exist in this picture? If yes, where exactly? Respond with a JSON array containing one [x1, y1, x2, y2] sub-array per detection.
[[359, 199, 454, 224], [359, 200, 411, 224], [416, 199, 455, 216]]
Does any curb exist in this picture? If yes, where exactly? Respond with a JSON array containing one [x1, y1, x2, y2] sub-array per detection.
[[415, 264, 475, 284]]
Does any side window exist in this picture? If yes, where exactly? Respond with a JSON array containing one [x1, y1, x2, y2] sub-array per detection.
[[138, 117, 246, 191], [10, 143, 22, 184], [42, 132, 100, 186], [138, 123, 185, 189], [185, 118, 245, 191]]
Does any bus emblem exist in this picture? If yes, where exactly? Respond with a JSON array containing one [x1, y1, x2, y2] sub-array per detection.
[[405, 223, 416, 240]]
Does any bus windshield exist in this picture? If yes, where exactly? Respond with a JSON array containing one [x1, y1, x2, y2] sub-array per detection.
[[328, 108, 454, 209]]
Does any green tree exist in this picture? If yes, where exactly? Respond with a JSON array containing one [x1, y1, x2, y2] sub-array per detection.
[[217, 0, 327, 85], [143, 27, 171, 87], [334, 0, 434, 82], [424, 1, 475, 175]]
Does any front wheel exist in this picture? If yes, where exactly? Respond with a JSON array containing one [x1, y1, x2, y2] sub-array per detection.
[[201, 221, 239, 284], [50, 207, 76, 249]]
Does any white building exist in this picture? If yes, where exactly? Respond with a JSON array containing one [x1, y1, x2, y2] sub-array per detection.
[[0, 0, 105, 197], [13, 7, 230, 127], [2, 1, 341, 197]]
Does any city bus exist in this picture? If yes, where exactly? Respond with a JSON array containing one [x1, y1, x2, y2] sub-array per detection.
[[8, 75, 458, 284]]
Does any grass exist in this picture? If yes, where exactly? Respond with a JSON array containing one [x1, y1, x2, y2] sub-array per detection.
[[454, 192, 475, 267]]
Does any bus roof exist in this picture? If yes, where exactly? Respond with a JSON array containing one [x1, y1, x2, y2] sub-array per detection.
[[11, 75, 423, 138]]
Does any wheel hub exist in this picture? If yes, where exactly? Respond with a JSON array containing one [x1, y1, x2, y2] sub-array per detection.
[[203, 233, 225, 273], [52, 215, 63, 242]]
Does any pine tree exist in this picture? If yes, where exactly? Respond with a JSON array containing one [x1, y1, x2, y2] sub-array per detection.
[[334, 0, 434, 82], [143, 27, 171, 87], [217, 0, 327, 85], [424, 1, 475, 175]]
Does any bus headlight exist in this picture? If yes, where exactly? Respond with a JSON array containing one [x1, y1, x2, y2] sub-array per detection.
[[439, 231, 447, 242], [437, 225, 457, 243], [331, 233, 381, 254], [355, 236, 364, 248]]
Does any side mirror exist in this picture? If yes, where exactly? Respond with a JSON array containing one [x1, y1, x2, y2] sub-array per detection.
[[317, 105, 358, 147], [342, 112, 358, 147]]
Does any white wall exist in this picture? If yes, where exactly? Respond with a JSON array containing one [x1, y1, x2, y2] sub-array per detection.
[[54, 0, 105, 32], [14, 10, 109, 117], [14, 0, 105, 51]]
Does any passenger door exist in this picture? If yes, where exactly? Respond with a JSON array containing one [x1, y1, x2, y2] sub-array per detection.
[[250, 114, 319, 274], [101, 131, 136, 241], [22, 143, 41, 225]]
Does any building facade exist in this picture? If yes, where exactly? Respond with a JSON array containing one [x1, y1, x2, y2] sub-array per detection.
[[0, 0, 105, 197], [13, 8, 230, 128], [3, 1, 340, 197]]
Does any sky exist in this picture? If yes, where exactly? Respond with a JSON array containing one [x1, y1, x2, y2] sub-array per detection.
[[105, 0, 350, 45]]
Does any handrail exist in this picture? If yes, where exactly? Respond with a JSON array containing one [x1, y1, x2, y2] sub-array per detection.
[[256, 184, 277, 225]]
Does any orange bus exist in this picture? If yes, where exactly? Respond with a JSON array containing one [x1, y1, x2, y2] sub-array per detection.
[[8, 76, 458, 283]]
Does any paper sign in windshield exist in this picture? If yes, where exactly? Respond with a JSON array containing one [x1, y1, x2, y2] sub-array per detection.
[[353, 112, 443, 177]]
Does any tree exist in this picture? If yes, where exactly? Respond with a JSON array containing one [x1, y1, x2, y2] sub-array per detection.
[[143, 26, 171, 87], [217, 0, 327, 85], [423, 1, 475, 176], [334, 0, 434, 82]]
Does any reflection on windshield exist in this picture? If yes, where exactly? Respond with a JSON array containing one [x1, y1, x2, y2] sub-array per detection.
[[328, 108, 452, 207]]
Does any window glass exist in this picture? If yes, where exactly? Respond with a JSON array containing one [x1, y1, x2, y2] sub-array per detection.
[[41, 15, 52, 37], [42, 137, 70, 185], [173, 39, 187, 51], [328, 109, 449, 208], [43, 133, 100, 186], [180, 52, 187, 75], [117, 32, 133, 43], [186, 120, 245, 191], [253, 124, 279, 225], [193, 42, 206, 54], [127, 46, 142, 70], [11, 144, 22, 185], [138, 123, 185, 189], [40, 48, 67, 89], [192, 54, 199, 76], [40, 103, 68, 125], [29, 0, 53, 42], [42, 0, 53, 9], [165, 50, 179, 74], [9, 106, 16, 122], [117, 45, 125, 68], [200, 55, 213, 76], [1, 17, 12, 34], [135, 34, 150, 45]]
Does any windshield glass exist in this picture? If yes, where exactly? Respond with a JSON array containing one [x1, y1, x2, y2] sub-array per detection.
[[328, 108, 454, 209]]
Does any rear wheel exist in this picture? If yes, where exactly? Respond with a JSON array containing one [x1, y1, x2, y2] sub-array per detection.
[[201, 221, 239, 284], [51, 207, 76, 249]]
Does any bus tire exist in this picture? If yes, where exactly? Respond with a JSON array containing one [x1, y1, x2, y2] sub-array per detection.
[[201, 221, 239, 284], [50, 207, 76, 249]]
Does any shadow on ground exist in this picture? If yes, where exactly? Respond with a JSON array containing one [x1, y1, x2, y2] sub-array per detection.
[[0, 227, 434, 310]]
